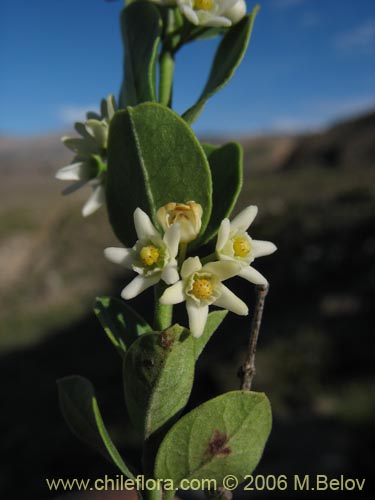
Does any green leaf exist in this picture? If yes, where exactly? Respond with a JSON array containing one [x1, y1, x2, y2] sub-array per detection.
[[119, 2, 161, 107], [182, 7, 259, 125], [155, 391, 272, 492], [94, 296, 152, 357], [107, 103, 212, 246], [193, 310, 228, 360], [200, 142, 243, 245], [123, 325, 195, 438], [57, 376, 134, 479]]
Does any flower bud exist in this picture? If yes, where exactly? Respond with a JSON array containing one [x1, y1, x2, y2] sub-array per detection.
[[224, 0, 247, 24], [157, 201, 203, 243]]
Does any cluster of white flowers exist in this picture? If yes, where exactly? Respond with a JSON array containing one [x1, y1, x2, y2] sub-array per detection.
[[147, 0, 247, 28], [177, 0, 247, 28], [55, 95, 116, 217], [105, 201, 276, 338]]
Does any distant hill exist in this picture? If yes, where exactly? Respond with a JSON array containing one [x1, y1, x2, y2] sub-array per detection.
[[0, 110, 373, 352], [0, 111, 373, 500], [280, 111, 375, 170]]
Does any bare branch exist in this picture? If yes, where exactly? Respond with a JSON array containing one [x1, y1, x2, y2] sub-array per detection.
[[240, 283, 269, 391]]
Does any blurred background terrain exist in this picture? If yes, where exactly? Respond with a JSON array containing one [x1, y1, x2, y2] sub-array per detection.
[[1, 0, 374, 498], [0, 110, 373, 499]]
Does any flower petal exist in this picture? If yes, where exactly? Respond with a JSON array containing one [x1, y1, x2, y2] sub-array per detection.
[[82, 185, 105, 217], [238, 266, 268, 285], [160, 281, 185, 305], [214, 285, 248, 315], [161, 264, 180, 285], [85, 120, 108, 148], [181, 256, 202, 279], [203, 260, 241, 281], [62, 180, 87, 196], [163, 223, 180, 258], [231, 205, 258, 232], [198, 13, 232, 28], [219, 0, 239, 14], [55, 162, 86, 181], [134, 208, 159, 241], [186, 300, 209, 338], [62, 137, 96, 156], [106, 94, 116, 121], [121, 274, 160, 300], [216, 218, 231, 253], [180, 5, 199, 25], [252, 240, 277, 258], [104, 247, 134, 269]]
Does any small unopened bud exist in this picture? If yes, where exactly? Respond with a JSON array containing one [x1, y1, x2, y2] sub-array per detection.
[[157, 201, 203, 243], [224, 0, 247, 24]]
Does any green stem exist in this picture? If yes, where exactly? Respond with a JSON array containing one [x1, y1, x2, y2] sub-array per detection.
[[178, 242, 187, 268], [200, 252, 217, 265], [159, 49, 175, 107], [154, 282, 173, 330]]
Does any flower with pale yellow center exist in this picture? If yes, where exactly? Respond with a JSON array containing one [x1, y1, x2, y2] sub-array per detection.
[[104, 208, 181, 300], [55, 94, 116, 217], [160, 256, 248, 338], [157, 201, 202, 243], [216, 205, 277, 285], [177, 0, 245, 28]]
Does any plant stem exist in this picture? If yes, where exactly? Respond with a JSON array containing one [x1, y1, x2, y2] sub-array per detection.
[[240, 283, 269, 391], [159, 49, 175, 107], [200, 252, 217, 265], [154, 282, 173, 331], [178, 242, 187, 268]]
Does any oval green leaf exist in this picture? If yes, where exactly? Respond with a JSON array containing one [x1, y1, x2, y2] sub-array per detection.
[[193, 310, 228, 361], [199, 142, 243, 245], [123, 325, 195, 439], [107, 103, 212, 246], [155, 391, 272, 490], [182, 7, 259, 125], [94, 296, 152, 357], [119, 2, 161, 107], [57, 375, 135, 479]]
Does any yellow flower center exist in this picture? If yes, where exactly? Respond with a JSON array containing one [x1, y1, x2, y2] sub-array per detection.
[[140, 245, 160, 267], [233, 236, 251, 258], [192, 278, 214, 300], [194, 0, 213, 10]]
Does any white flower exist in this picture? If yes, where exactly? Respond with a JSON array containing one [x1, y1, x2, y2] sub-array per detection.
[[177, 0, 242, 28], [157, 201, 203, 243], [224, 0, 246, 23], [216, 205, 277, 285], [146, 0, 177, 5], [160, 256, 248, 338], [104, 208, 181, 300], [55, 94, 116, 217]]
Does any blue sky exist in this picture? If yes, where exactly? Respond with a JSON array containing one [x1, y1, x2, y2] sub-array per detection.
[[0, 0, 374, 136]]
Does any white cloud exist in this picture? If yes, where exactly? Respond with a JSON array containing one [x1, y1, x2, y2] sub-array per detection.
[[314, 95, 375, 117], [335, 20, 375, 54], [58, 104, 98, 124], [270, 95, 375, 134], [270, 116, 321, 133]]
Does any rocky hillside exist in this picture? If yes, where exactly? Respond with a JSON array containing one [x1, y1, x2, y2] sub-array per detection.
[[0, 110, 373, 499], [0, 111, 373, 352]]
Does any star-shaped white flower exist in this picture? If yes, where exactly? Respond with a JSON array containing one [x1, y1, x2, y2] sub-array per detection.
[[160, 256, 248, 338], [216, 205, 277, 285], [55, 95, 116, 217], [177, 0, 242, 28], [104, 208, 181, 300]]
